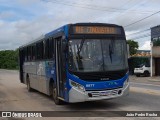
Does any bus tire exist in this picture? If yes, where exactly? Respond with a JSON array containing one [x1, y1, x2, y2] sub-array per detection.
[[52, 84, 62, 105], [27, 76, 33, 92]]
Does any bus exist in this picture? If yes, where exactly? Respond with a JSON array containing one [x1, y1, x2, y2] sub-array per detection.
[[19, 23, 129, 104]]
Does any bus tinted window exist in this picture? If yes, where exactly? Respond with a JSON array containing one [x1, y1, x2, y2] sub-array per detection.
[[49, 38, 54, 59], [27, 46, 31, 61], [36, 41, 44, 60], [31, 45, 36, 60], [45, 39, 49, 59]]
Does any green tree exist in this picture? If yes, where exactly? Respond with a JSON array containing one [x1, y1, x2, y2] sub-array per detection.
[[127, 40, 139, 55], [153, 38, 160, 46], [0, 49, 19, 70]]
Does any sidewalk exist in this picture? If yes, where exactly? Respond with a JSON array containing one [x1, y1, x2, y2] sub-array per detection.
[[129, 75, 160, 85], [148, 77, 160, 82]]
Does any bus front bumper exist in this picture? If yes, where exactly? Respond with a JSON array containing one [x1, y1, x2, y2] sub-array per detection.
[[69, 83, 129, 103]]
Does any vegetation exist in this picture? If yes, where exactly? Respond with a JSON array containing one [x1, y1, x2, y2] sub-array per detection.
[[0, 49, 19, 70], [127, 40, 139, 56], [153, 39, 160, 46]]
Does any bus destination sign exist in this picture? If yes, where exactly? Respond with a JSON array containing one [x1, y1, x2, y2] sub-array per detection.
[[73, 26, 121, 34]]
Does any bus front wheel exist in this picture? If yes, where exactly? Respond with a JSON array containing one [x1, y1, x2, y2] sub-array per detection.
[[52, 85, 62, 105]]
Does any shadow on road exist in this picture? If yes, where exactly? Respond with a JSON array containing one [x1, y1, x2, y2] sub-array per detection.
[[31, 89, 125, 111], [66, 100, 121, 110]]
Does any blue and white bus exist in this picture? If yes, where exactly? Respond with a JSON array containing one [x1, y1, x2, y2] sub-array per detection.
[[19, 23, 129, 104]]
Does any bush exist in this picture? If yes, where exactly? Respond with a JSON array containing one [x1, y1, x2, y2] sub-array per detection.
[[153, 40, 160, 46], [0, 49, 19, 70]]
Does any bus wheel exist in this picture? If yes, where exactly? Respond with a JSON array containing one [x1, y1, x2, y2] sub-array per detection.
[[27, 77, 33, 92], [52, 86, 62, 105]]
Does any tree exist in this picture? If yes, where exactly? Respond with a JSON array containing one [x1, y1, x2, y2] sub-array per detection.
[[127, 40, 139, 56], [0, 50, 19, 69]]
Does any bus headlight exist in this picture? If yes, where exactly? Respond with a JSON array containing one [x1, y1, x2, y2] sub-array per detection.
[[123, 78, 129, 88], [69, 79, 85, 92]]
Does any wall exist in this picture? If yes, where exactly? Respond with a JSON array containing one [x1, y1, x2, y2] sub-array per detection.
[[152, 46, 160, 57]]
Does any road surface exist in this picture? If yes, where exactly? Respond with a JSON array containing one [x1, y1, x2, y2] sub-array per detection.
[[0, 69, 160, 120]]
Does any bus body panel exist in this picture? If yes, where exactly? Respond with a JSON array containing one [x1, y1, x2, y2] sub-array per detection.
[[23, 61, 57, 95], [67, 72, 129, 90]]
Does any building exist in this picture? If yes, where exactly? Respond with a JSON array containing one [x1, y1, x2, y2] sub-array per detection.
[[131, 50, 151, 57], [151, 25, 160, 76]]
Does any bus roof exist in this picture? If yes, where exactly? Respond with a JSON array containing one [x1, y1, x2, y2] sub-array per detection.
[[19, 24, 68, 48], [19, 23, 123, 48]]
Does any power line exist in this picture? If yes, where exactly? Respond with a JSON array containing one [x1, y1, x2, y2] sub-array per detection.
[[42, 0, 155, 14], [42, 0, 158, 39], [127, 31, 160, 40], [126, 28, 150, 36], [124, 10, 160, 28], [128, 34, 151, 40]]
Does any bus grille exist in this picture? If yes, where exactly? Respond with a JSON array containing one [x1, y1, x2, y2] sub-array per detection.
[[88, 89, 122, 97]]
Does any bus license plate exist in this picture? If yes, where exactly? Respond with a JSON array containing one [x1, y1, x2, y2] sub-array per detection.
[[100, 91, 110, 96]]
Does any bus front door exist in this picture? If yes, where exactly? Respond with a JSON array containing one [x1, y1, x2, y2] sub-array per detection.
[[55, 37, 66, 100]]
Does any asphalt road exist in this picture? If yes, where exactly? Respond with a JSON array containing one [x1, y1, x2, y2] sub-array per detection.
[[0, 69, 160, 120], [130, 82, 160, 91]]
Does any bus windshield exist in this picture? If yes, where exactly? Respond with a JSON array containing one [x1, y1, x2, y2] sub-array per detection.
[[68, 39, 128, 72]]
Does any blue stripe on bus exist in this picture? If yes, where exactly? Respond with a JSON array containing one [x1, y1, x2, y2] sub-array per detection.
[[67, 72, 128, 91], [45, 26, 64, 38], [64, 25, 69, 38], [45, 25, 69, 38]]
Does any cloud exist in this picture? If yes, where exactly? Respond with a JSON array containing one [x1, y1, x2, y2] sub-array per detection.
[[0, 11, 15, 19], [0, 0, 160, 50], [139, 40, 151, 50], [16, 0, 40, 6], [0, 18, 54, 50]]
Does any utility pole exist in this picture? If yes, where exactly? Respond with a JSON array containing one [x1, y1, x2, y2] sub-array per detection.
[[150, 41, 153, 77]]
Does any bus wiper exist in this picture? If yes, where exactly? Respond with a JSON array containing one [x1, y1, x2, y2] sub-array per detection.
[[76, 38, 85, 70], [77, 38, 85, 57]]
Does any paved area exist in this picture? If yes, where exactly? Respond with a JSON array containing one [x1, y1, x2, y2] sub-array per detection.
[[129, 75, 160, 85], [0, 69, 160, 120]]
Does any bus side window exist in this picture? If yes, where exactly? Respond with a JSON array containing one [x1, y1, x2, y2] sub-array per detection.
[[31, 45, 36, 60], [28, 46, 32, 61], [40, 41, 44, 59], [43, 40, 45, 59], [27, 47, 30, 61], [21, 49, 25, 62], [24, 47, 27, 61], [36, 41, 44, 60], [45, 39, 49, 59], [36, 43, 40, 60], [49, 38, 54, 59]]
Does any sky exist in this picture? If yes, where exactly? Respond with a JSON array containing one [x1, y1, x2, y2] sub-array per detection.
[[0, 0, 160, 50]]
